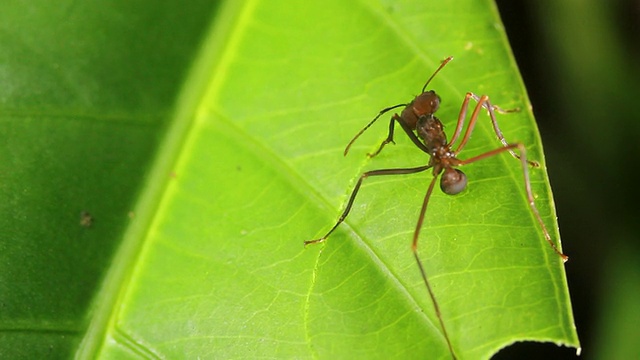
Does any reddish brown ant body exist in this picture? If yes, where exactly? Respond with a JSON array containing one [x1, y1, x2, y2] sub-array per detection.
[[305, 57, 567, 359]]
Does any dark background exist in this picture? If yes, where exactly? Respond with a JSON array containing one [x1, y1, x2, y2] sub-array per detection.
[[495, 1, 640, 359]]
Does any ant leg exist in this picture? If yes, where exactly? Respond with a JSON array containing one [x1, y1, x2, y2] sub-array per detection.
[[471, 94, 535, 166], [368, 114, 430, 158], [304, 164, 432, 246], [469, 93, 520, 114], [344, 103, 407, 156], [447, 92, 474, 148], [459, 144, 568, 262], [412, 175, 457, 360], [451, 93, 538, 167], [366, 114, 398, 158]]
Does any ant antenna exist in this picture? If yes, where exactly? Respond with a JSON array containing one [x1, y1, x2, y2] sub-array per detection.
[[421, 56, 453, 93], [344, 56, 454, 157]]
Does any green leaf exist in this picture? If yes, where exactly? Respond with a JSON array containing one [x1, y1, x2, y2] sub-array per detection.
[[1, 0, 580, 359]]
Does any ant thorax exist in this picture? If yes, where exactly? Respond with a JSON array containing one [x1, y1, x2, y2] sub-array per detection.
[[417, 115, 447, 154]]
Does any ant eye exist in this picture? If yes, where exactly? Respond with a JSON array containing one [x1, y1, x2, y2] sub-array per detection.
[[440, 168, 467, 195]]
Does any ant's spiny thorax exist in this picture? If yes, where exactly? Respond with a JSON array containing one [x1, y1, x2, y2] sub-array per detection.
[[417, 115, 447, 153]]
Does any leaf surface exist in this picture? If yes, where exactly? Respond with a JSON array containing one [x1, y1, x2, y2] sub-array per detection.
[[0, 0, 580, 359]]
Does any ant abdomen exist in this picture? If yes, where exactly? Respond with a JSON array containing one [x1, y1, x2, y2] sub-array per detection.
[[440, 168, 467, 195]]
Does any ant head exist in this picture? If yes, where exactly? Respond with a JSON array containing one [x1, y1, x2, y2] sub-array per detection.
[[412, 56, 452, 117], [413, 91, 441, 117], [440, 168, 467, 195]]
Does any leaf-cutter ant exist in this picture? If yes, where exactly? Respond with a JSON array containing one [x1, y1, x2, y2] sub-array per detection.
[[305, 56, 568, 359]]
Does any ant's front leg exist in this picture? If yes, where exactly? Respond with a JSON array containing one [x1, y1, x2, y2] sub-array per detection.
[[344, 103, 406, 157], [367, 114, 398, 157], [368, 114, 430, 158]]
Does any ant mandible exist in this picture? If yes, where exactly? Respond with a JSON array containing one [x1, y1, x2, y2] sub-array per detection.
[[304, 56, 568, 359]]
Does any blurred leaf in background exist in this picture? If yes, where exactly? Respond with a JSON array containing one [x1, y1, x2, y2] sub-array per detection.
[[0, 0, 222, 357], [0, 0, 587, 359]]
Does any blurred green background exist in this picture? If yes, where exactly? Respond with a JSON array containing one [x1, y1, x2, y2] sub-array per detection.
[[494, 0, 640, 359]]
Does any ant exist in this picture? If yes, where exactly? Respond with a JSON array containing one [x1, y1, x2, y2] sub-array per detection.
[[304, 56, 568, 359]]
